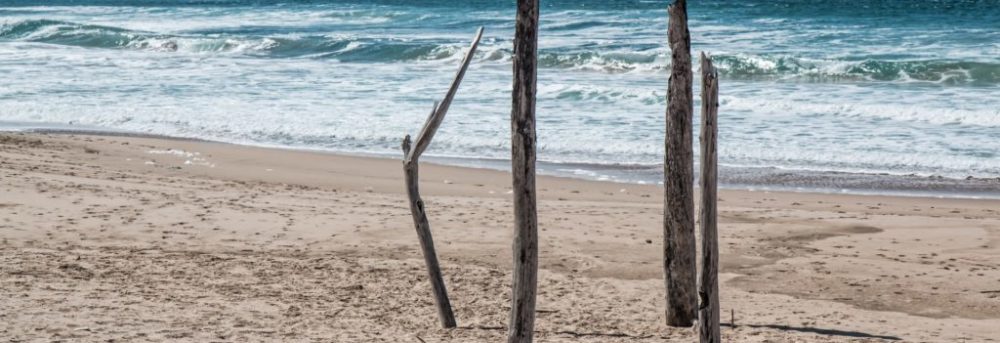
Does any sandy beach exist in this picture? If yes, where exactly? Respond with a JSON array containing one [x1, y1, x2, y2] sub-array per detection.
[[1, 132, 999, 342]]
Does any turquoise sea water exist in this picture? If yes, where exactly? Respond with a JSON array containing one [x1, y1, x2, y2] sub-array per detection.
[[1, 1, 999, 196]]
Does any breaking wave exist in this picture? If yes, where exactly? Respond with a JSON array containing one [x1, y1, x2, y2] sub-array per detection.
[[712, 54, 1000, 85], [4, 18, 998, 85]]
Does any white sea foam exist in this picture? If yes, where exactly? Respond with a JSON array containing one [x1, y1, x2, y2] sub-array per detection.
[[2, 2, 998, 189], [147, 149, 215, 167]]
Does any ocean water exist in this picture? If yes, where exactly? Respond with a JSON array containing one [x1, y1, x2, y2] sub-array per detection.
[[2, 0, 999, 196]]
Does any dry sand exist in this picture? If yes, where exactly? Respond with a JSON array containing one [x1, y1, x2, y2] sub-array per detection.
[[1, 132, 999, 342]]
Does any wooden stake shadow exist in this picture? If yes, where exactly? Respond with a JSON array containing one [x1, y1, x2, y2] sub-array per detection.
[[722, 323, 902, 341], [456, 323, 901, 341]]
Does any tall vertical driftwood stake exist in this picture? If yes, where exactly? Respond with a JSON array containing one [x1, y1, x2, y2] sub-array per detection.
[[664, 0, 697, 328], [698, 52, 721, 343], [401, 27, 484, 329], [508, 0, 539, 342]]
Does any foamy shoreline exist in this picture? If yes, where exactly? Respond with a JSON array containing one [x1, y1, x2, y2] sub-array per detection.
[[6, 122, 999, 200]]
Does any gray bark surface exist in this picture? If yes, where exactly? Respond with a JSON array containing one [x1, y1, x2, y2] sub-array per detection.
[[401, 27, 483, 329], [508, 1, 540, 342], [664, 0, 697, 328], [698, 52, 721, 343]]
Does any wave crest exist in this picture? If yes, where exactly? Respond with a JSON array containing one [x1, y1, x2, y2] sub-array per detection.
[[3, 19, 998, 85], [713, 54, 1000, 85]]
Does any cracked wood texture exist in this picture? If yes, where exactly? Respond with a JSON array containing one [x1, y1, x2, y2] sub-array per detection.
[[401, 27, 483, 329], [508, 0, 540, 342], [698, 52, 721, 343], [663, 0, 697, 328]]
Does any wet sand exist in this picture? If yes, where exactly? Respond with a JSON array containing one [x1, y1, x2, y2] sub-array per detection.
[[1, 132, 999, 342]]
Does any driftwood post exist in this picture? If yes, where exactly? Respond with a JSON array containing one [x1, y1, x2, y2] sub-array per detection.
[[698, 52, 721, 343], [664, 0, 697, 328], [401, 27, 484, 329], [508, 0, 539, 342]]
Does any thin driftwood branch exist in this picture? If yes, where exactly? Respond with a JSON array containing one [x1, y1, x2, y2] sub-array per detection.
[[401, 26, 484, 329], [698, 52, 721, 343], [406, 27, 484, 163], [407, 101, 439, 162]]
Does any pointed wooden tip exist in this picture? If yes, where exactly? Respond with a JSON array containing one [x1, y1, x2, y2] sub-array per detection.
[[402, 134, 412, 155], [470, 27, 485, 51], [700, 52, 717, 79]]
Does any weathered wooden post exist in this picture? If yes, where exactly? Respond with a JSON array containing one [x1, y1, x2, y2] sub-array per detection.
[[401, 27, 484, 329], [508, 0, 539, 342], [698, 52, 721, 343], [664, 0, 697, 328]]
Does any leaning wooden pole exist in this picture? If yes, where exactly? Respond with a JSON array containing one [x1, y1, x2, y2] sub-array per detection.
[[508, 0, 540, 342], [401, 27, 484, 329], [664, 0, 697, 328], [698, 52, 721, 343]]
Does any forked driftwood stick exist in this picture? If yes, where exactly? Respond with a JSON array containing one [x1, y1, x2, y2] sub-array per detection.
[[401, 26, 484, 329], [664, 0, 697, 328], [698, 52, 721, 343]]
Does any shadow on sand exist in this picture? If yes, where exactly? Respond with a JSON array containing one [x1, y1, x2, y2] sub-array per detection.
[[723, 323, 902, 340], [458, 323, 901, 340]]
